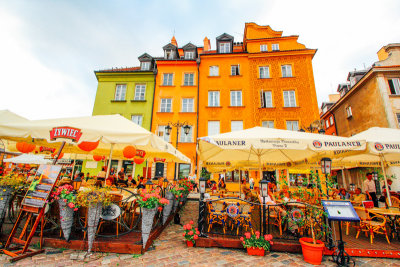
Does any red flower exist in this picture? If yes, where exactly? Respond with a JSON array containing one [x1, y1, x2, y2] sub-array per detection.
[[188, 231, 193, 235], [68, 202, 75, 209], [196, 231, 200, 235], [183, 233, 185, 237], [270, 241, 274, 245], [240, 237, 244, 241], [255, 231, 260, 238], [189, 220, 194, 225], [193, 235, 198, 240], [158, 207, 162, 211], [244, 232, 251, 239]]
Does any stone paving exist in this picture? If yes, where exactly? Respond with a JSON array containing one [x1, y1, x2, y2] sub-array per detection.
[[0, 200, 400, 266]]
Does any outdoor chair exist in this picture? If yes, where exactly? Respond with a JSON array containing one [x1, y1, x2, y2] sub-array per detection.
[[386, 196, 400, 208], [97, 194, 124, 237], [236, 203, 253, 235], [268, 205, 283, 236], [207, 201, 226, 234], [354, 207, 390, 244]]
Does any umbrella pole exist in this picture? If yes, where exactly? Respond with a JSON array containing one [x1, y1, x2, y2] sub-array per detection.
[[380, 155, 392, 207], [52, 141, 66, 165], [341, 168, 347, 189], [239, 167, 241, 198], [71, 153, 77, 178], [106, 144, 114, 179], [144, 159, 148, 180]]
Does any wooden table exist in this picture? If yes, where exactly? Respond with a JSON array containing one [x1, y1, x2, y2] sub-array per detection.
[[369, 207, 400, 240]]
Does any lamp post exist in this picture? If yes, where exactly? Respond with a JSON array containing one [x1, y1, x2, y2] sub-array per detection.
[[162, 177, 169, 196], [259, 179, 269, 235], [198, 176, 207, 237], [145, 179, 153, 191], [165, 121, 191, 181]]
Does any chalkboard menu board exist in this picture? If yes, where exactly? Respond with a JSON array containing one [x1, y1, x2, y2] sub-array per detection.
[[22, 165, 62, 209]]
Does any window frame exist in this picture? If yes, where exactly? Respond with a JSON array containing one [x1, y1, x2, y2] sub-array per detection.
[[208, 121, 220, 136], [231, 120, 243, 132], [219, 42, 231, 53], [208, 91, 220, 107], [329, 116, 334, 126], [272, 43, 280, 51], [346, 106, 353, 118], [158, 125, 171, 142], [114, 84, 127, 101], [134, 84, 146, 100], [141, 61, 150, 70], [260, 90, 273, 108], [181, 98, 194, 112], [259, 66, 270, 79], [183, 73, 194, 86], [231, 65, 240, 76], [281, 65, 293, 78], [209, 66, 219, 76], [131, 115, 143, 126], [230, 90, 243, 107], [184, 51, 195, 59], [262, 120, 274, 128], [160, 98, 172, 112], [162, 73, 174, 86], [286, 120, 299, 131], [283, 90, 296, 107], [260, 44, 268, 52], [388, 78, 400, 95]]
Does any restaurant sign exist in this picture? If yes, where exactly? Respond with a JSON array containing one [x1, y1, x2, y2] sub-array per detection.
[[154, 158, 166, 162], [50, 127, 82, 142], [136, 149, 146, 157], [312, 140, 364, 150]]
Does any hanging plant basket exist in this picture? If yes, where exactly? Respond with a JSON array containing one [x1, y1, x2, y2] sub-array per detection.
[[58, 199, 74, 241], [162, 191, 174, 224], [141, 206, 157, 248], [0, 186, 14, 229], [87, 203, 102, 253]]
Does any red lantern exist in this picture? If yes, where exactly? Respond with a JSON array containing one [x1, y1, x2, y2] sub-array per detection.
[[16, 142, 36, 153], [133, 157, 145, 164], [93, 155, 103, 161], [123, 146, 137, 159], [78, 141, 99, 152], [51, 152, 64, 159]]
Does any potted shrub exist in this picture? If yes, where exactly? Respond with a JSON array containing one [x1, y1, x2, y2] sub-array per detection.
[[170, 185, 184, 212], [241, 231, 273, 256], [137, 188, 169, 248], [50, 184, 79, 241], [77, 186, 111, 254], [0, 174, 25, 229], [182, 220, 199, 247]]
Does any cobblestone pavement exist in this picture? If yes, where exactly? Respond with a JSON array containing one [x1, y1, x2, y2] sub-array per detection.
[[1, 200, 400, 266]]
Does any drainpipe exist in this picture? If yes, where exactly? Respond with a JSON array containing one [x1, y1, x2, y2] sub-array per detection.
[[149, 66, 157, 132], [195, 57, 200, 174]]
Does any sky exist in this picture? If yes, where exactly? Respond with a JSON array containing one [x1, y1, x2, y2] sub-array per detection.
[[1, 0, 400, 120]]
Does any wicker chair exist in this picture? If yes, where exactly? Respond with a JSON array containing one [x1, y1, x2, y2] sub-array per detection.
[[207, 201, 226, 234], [97, 194, 124, 237], [386, 196, 400, 208], [354, 207, 390, 244]]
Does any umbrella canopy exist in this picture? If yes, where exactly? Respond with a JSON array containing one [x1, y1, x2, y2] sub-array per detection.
[[0, 112, 189, 163], [198, 127, 366, 167], [4, 154, 52, 165]]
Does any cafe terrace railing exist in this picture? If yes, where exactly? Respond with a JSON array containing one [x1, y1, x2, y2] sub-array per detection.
[[199, 196, 333, 244]]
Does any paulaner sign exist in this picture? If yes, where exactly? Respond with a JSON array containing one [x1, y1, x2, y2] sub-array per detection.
[[313, 140, 363, 149], [215, 140, 246, 146], [50, 127, 82, 142]]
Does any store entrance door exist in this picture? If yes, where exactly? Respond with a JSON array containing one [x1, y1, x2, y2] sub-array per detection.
[[155, 163, 164, 178]]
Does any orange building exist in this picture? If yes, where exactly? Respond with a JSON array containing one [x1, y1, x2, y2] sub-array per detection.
[[150, 37, 201, 179]]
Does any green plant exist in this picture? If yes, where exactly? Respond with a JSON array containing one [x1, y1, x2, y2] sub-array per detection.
[[0, 173, 26, 189], [182, 221, 199, 244], [240, 231, 273, 250], [137, 188, 169, 209], [201, 168, 211, 180], [76, 186, 112, 207], [50, 184, 80, 211]]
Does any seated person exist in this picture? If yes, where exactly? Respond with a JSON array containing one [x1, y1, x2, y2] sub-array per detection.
[[218, 179, 226, 190], [350, 188, 366, 205], [338, 188, 350, 200], [97, 166, 107, 182], [105, 174, 115, 186], [206, 179, 213, 189], [117, 172, 128, 187], [85, 172, 91, 181], [382, 179, 393, 198], [137, 178, 145, 189]]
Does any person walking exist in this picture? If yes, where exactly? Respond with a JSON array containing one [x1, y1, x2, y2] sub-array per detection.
[[363, 172, 378, 207]]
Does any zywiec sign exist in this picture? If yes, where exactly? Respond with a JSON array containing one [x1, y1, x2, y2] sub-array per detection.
[[154, 158, 166, 162], [49, 127, 82, 142], [136, 150, 146, 157]]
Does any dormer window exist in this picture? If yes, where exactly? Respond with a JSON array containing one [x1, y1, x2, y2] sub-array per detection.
[[272, 44, 280, 51], [141, 62, 150, 70], [185, 51, 195, 59], [165, 50, 175, 59], [219, 42, 231, 53]]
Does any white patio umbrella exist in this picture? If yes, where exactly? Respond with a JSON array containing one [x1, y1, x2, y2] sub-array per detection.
[[198, 127, 366, 181], [4, 154, 52, 165]]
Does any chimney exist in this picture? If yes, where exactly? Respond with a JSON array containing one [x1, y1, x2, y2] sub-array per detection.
[[203, 37, 211, 51], [171, 36, 178, 47]]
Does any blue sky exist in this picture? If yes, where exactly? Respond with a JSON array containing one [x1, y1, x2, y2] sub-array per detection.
[[1, 0, 400, 119]]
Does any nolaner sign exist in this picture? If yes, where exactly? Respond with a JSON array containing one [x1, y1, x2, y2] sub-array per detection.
[[49, 127, 82, 142]]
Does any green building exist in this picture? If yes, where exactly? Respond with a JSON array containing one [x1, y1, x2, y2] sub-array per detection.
[[84, 54, 156, 177]]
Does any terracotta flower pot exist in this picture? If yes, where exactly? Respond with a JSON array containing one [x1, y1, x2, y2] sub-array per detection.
[[0, 186, 14, 229], [87, 203, 102, 253], [141, 206, 157, 248], [246, 247, 265, 256], [163, 191, 174, 224], [186, 240, 194, 247], [299, 237, 325, 265], [58, 199, 74, 241]]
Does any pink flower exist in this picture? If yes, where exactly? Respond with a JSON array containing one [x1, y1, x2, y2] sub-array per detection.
[[244, 232, 251, 239], [183, 225, 187, 230], [270, 241, 273, 245], [240, 237, 244, 242], [188, 231, 193, 235], [74, 208, 78, 211], [189, 220, 194, 225], [68, 202, 75, 209], [196, 231, 200, 235], [65, 191, 70, 194], [255, 231, 260, 238], [193, 235, 198, 240]]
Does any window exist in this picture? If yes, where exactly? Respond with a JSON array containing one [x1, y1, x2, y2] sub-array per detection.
[[325, 120, 329, 128], [388, 78, 400, 95], [286, 121, 299, 131], [163, 73, 173, 86], [134, 84, 146, 100], [262, 121, 274, 128], [397, 113, 400, 127], [219, 42, 231, 53], [260, 90, 273, 108], [184, 73, 194, 86], [157, 126, 170, 142], [283, 90, 296, 107], [272, 43, 280, 51], [180, 126, 192, 142], [329, 116, 334, 126], [260, 44, 268, 52], [259, 66, 270, 79], [178, 164, 191, 179], [208, 121, 220, 136], [231, 65, 240, 76], [141, 62, 150, 70], [131, 115, 143, 126], [114, 84, 126, 101], [282, 65, 293, 77], [208, 91, 220, 107], [185, 51, 194, 59], [231, 121, 243, 132], [230, 90, 242, 106], [346, 106, 352, 118], [160, 98, 172, 112], [181, 98, 194, 112], [209, 66, 219, 76], [165, 50, 174, 59]]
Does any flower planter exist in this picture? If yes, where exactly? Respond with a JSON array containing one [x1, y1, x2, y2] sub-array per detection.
[[141, 206, 157, 248], [186, 240, 194, 247], [163, 191, 174, 224], [172, 198, 179, 213], [58, 199, 74, 241], [0, 186, 14, 229], [247, 247, 265, 256], [299, 237, 325, 265], [87, 203, 103, 253]]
